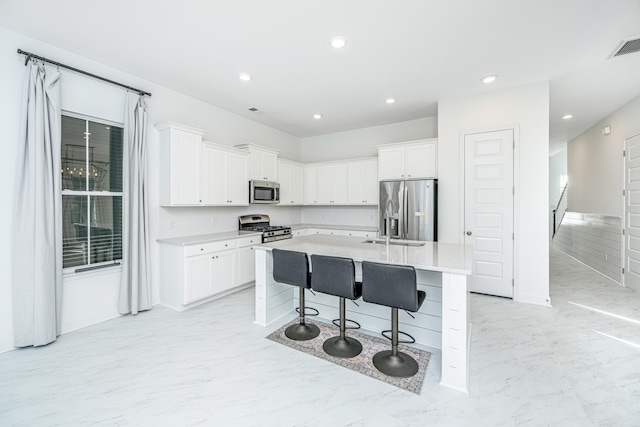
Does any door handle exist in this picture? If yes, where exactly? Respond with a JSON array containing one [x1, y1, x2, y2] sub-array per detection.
[[466, 231, 472, 236]]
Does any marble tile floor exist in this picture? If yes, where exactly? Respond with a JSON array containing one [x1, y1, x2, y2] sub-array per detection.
[[1, 246, 640, 426]]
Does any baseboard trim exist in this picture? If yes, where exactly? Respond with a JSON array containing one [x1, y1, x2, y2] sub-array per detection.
[[514, 292, 552, 307], [0, 336, 14, 354], [61, 311, 122, 335]]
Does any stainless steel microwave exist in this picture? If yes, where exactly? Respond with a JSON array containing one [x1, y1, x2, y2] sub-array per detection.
[[249, 180, 280, 204]]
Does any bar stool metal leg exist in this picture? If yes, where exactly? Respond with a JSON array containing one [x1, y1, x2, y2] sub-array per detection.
[[372, 308, 419, 377], [323, 297, 363, 358], [285, 288, 320, 341]]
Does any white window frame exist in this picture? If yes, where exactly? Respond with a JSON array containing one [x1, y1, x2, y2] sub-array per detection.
[[61, 111, 124, 274]]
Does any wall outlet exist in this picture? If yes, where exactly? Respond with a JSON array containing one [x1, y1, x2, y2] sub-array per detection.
[[212, 218, 218, 226], [169, 219, 175, 229], [604, 254, 608, 261]]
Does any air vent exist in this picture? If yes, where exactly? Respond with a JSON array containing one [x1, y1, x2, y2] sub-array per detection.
[[611, 37, 640, 58]]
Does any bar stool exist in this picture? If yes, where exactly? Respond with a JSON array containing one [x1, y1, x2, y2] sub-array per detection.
[[272, 249, 320, 341], [310, 254, 363, 358], [361, 261, 426, 377]]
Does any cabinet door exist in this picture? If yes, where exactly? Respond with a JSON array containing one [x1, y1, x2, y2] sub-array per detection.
[[237, 246, 255, 285], [227, 152, 249, 205], [363, 160, 378, 205], [378, 147, 406, 180], [212, 250, 237, 294], [248, 151, 263, 180], [172, 130, 202, 204], [406, 143, 437, 178], [347, 162, 366, 204], [201, 145, 227, 205], [316, 165, 334, 204], [185, 253, 212, 304], [290, 164, 304, 205], [331, 163, 348, 204], [304, 166, 318, 205], [262, 151, 278, 181], [278, 162, 292, 204]]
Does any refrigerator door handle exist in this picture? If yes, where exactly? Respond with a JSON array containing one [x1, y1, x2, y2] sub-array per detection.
[[403, 185, 409, 239]]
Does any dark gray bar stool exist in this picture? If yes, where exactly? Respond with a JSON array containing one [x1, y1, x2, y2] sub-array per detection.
[[272, 249, 320, 341], [362, 261, 426, 377], [310, 254, 363, 358]]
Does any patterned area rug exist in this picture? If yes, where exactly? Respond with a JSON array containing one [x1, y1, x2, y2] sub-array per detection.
[[266, 319, 430, 394]]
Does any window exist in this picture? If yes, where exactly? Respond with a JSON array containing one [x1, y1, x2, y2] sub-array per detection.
[[61, 115, 123, 270]]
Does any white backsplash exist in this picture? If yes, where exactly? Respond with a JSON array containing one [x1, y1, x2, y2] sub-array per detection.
[[301, 206, 378, 228], [158, 205, 303, 239]]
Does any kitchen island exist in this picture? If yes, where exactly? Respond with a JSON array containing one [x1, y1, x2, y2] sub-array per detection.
[[254, 234, 473, 393]]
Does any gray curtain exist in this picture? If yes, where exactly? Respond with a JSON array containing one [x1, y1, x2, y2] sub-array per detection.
[[12, 61, 62, 347], [118, 93, 152, 314]]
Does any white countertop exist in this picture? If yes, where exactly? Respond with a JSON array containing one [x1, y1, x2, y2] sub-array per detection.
[[255, 234, 473, 275], [157, 230, 262, 246]]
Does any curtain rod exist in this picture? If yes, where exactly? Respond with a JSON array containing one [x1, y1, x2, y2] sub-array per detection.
[[17, 48, 152, 97]]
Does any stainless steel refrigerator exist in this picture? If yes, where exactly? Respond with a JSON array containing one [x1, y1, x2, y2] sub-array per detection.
[[379, 179, 437, 241]]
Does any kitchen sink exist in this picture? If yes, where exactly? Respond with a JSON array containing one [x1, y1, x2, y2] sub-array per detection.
[[362, 239, 425, 247]]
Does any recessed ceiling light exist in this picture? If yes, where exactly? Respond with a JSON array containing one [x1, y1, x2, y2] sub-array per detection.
[[562, 114, 573, 120], [313, 113, 323, 119], [385, 98, 396, 104], [330, 36, 347, 49], [239, 73, 252, 81], [481, 75, 497, 84]]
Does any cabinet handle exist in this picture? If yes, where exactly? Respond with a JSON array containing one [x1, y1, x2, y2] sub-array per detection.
[[200, 248, 204, 251]]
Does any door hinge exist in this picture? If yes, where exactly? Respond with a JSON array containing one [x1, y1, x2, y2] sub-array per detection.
[[623, 228, 625, 235], [623, 150, 626, 157], [512, 278, 515, 287], [512, 187, 515, 195], [623, 189, 626, 196], [512, 232, 515, 240], [623, 267, 625, 274], [513, 140, 515, 148]]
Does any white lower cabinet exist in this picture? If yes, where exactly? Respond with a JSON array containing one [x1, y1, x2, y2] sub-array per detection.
[[159, 236, 262, 311], [292, 229, 310, 237], [340, 230, 376, 238], [302, 228, 376, 238], [237, 236, 259, 285]]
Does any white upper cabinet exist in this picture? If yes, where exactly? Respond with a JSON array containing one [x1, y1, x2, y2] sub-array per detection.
[[202, 142, 249, 206], [157, 122, 249, 207], [304, 165, 318, 205], [377, 139, 437, 180], [278, 159, 304, 205], [157, 122, 206, 206], [347, 158, 378, 205], [305, 159, 376, 206], [316, 163, 348, 204], [236, 144, 279, 181]]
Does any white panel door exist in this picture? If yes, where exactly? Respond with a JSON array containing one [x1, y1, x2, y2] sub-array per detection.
[[624, 132, 640, 291], [464, 129, 514, 298]]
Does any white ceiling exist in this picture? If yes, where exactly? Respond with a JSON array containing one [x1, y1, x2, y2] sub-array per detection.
[[2, 0, 640, 155]]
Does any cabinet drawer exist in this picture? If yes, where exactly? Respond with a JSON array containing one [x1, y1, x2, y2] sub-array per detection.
[[237, 235, 261, 248], [185, 239, 237, 256]]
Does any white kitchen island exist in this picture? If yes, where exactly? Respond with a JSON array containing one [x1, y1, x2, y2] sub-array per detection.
[[254, 234, 473, 393]]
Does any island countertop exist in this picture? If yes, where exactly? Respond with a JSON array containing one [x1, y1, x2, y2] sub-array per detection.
[[255, 234, 473, 275]]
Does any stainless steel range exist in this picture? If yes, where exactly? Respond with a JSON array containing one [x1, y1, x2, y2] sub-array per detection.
[[238, 214, 292, 243]]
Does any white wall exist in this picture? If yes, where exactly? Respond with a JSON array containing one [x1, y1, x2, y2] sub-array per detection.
[[0, 26, 302, 352], [438, 82, 550, 306], [301, 117, 437, 163], [567, 95, 640, 216]]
